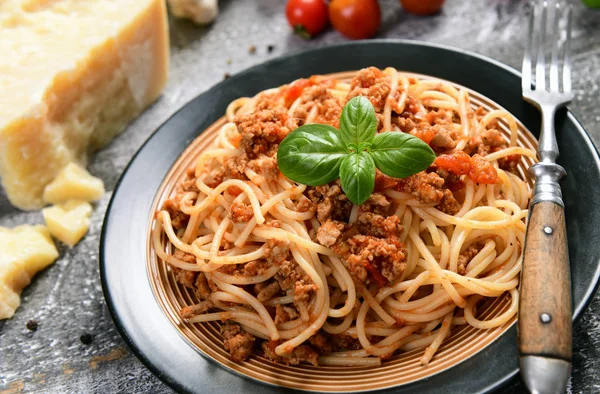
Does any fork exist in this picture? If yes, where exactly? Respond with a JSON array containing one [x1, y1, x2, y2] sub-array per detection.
[[518, 1, 574, 393]]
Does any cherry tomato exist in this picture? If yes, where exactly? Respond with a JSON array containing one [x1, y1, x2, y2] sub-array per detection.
[[329, 0, 381, 40], [399, 0, 445, 15], [283, 78, 313, 106], [434, 151, 471, 176], [434, 152, 499, 185], [411, 127, 436, 145], [281, 75, 327, 106], [468, 154, 499, 184], [286, 0, 329, 39]]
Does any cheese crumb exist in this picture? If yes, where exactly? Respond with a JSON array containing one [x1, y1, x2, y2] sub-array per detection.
[[43, 163, 105, 205], [42, 201, 93, 247], [167, 0, 218, 25], [0, 225, 59, 319]]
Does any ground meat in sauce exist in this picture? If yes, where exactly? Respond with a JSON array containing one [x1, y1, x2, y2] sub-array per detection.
[[457, 244, 482, 275], [309, 332, 333, 355], [294, 280, 317, 305], [230, 201, 253, 223], [392, 115, 416, 132], [466, 128, 507, 156], [296, 195, 316, 213], [428, 124, 458, 153], [264, 239, 291, 266], [257, 281, 281, 302], [275, 260, 311, 292], [315, 194, 408, 285], [172, 264, 197, 288], [331, 334, 362, 352], [248, 156, 279, 179], [346, 67, 392, 113], [292, 85, 342, 128], [192, 273, 211, 301], [334, 234, 407, 283], [274, 304, 299, 324], [243, 259, 272, 276], [162, 198, 189, 230], [316, 219, 344, 247], [221, 322, 256, 361], [357, 213, 402, 239], [180, 300, 214, 318], [255, 91, 280, 111], [204, 155, 248, 188], [262, 341, 319, 366], [307, 181, 353, 223], [437, 189, 461, 215], [235, 107, 290, 159], [174, 249, 196, 264], [398, 172, 445, 204], [435, 168, 464, 191], [498, 155, 520, 172], [425, 109, 455, 126]]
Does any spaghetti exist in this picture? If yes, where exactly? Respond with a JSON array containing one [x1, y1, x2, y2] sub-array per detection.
[[152, 67, 534, 367]]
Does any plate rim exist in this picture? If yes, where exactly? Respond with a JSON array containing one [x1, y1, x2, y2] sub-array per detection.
[[99, 39, 600, 394]]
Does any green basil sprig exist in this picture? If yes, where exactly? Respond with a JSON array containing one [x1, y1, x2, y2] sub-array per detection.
[[277, 96, 436, 206]]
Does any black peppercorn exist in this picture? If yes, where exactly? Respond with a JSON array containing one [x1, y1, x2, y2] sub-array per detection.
[[26, 319, 38, 331], [80, 333, 93, 345]]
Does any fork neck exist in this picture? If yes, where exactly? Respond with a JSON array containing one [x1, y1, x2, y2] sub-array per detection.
[[538, 104, 559, 164]]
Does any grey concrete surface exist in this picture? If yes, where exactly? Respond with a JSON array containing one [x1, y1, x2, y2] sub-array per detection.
[[1, 0, 599, 393]]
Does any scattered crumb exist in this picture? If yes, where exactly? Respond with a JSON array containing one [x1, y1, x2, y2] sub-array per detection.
[[224, 73, 231, 80], [80, 333, 93, 345], [26, 319, 38, 331], [89, 348, 128, 369], [248, 45, 256, 54], [267, 44, 275, 53], [62, 364, 75, 375], [0, 381, 25, 394], [226, 58, 232, 64], [33, 374, 46, 384]]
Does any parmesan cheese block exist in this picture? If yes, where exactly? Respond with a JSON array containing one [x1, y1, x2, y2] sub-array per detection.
[[43, 163, 105, 205], [0, 225, 59, 319], [0, 0, 170, 210], [42, 200, 93, 247]]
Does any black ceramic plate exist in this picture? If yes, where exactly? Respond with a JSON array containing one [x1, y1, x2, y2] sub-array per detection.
[[100, 40, 600, 394]]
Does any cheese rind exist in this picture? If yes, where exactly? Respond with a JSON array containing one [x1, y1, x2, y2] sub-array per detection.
[[43, 163, 105, 205], [42, 200, 93, 247], [0, 0, 170, 210], [0, 225, 59, 319]]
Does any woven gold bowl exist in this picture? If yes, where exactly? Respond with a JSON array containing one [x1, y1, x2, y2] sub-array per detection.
[[146, 71, 537, 392]]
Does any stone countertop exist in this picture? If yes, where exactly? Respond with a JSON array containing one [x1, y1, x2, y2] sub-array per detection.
[[1, 1, 599, 393]]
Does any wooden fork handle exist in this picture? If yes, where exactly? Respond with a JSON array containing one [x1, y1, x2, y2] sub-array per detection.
[[518, 200, 572, 360]]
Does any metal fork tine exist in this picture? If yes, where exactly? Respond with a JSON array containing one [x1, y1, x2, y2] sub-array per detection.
[[549, 3, 561, 92], [522, 5, 534, 92], [535, 1, 548, 91], [522, 0, 573, 105], [563, 5, 572, 93]]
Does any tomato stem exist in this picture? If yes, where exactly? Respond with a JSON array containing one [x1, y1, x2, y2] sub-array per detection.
[[293, 24, 312, 40]]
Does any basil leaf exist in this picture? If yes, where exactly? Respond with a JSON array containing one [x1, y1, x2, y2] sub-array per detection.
[[339, 96, 377, 147], [277, 124, 348, 186], [369, 132, 436, 178], [340, 151, 376, 206]]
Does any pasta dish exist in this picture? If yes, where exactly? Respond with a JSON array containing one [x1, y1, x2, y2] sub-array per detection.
[[151, 67, 536, 367]]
